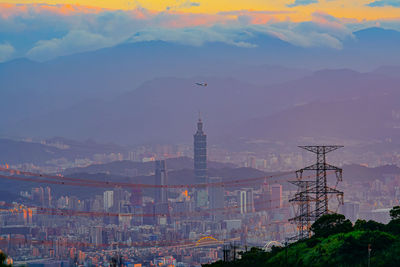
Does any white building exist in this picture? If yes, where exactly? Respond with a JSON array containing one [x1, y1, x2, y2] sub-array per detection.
[[103, 191, 114, 212]]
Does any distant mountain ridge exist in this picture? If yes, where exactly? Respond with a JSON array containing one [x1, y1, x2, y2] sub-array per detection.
[[7, 67, 400, 144], [1, 27, 400, 144], [0, 137, 126, 165], [64, 157, 236, 177]]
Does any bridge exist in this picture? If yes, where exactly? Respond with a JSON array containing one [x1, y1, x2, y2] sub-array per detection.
[[263, 240, 284, 251]]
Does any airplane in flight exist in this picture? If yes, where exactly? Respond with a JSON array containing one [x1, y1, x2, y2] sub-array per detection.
[[195, 82, 207, 87]]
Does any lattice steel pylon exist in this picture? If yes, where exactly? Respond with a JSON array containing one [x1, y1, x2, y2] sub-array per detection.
[[289, 180, 315, 239], [289, 146, 344, 240]]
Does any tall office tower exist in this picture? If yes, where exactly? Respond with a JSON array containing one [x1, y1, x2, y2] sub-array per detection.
[[44, 186, 52, 207], [239, 188, 255, 214], [271, 184, 282, 209], [155, 160, 168, 204], [209, 177, 224, 221], [194, 117, 207, 184], [143, 203, 156, 225], [194, 117, 208, 208], [32, 187, 45, 206], [131, 206, 144, 226], [103, 191, 114, 212], [239, 190, 247, 214], [256, 181, 271, 212], [155, 160, 170, 224], [90, 226, 103, 246], [113, 186, 124, 212], [130, 186, 143, 207], [247, 156, 257, 168], [246, 188, 255, 213]]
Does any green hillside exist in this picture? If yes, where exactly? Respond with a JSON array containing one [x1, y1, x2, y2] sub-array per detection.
[[205, 207, 400, 267]]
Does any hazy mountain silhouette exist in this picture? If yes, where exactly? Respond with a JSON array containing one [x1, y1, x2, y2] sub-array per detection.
[[7, 66, 400, 144], [64, 157, 236, 177], [238, 94, 400, 142], [1, 27, 400, 144], [0, 138, 126, 165]]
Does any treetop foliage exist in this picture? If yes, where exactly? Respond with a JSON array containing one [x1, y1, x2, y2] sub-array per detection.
[[204, 206, 400, 267]]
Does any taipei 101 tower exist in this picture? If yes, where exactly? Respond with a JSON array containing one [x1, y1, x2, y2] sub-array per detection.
[[194, 115, 208, 207]]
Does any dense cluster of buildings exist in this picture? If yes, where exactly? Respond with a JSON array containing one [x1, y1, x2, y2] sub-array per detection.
[[1, 118, 398, 266], [0, 118, 293, 266]]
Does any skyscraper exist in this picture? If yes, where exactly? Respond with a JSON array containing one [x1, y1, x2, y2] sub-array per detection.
[[90, 226, 103, 246], [32, 187, 44, 206], [194, 117, 207, 184], [194, 117, 208, 208], [155, 160, 168, 204], [239, 188, 254, 214], [130, 186, 143, 207], [209, 177, 224, 221], [271, 184, 282, 209], [113, 186, 124, 212], [239, 190, 247, 214], [154, 160, 170, 224], [103, 191, 113, 212], [256, 181, 271, 212], [44, 186, 52, 207]]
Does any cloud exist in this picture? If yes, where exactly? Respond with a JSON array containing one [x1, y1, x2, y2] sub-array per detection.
[[0, 3, 104, 19], [287, 0, 318, 7], [128, 26, 257, 47], [0, 43, 15, 62], [366, 0, 400, 7], [26, 30, 118, 61], [166, 1, 200, 11], [0, 4, 399, 62], [250, 12, 354, 49], [218, 10, 295, 25], [254, 23, 345, 49]]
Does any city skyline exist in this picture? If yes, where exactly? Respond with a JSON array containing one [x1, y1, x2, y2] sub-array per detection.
[[1, 0, 400, 265]]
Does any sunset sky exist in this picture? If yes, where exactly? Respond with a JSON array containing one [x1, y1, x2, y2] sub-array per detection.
[[0, 0, 399, 62], [2, 0, 399, 20]]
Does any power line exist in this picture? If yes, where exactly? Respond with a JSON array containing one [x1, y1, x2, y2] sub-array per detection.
[[0, 197, 290, 218], [0, 166, 327, 189], [0, 166, 294, 188]]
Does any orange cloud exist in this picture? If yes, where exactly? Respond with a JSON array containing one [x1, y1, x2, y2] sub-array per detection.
[[0, 3, 293, 27], [0, 3, 105, 19], [0, 3, 28, 18], [161, 11, 230, 28], [35, 3, 104, 15]]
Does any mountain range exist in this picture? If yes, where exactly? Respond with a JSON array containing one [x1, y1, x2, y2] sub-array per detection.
[[1, 27, 400, 145]]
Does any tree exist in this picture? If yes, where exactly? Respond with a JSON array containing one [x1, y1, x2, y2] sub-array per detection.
[[0, 252, 12, 267], [354, 219, 385, 231], [386, 219, 400, 235], [390, 206, 400, 220], [311, 213, 353, 238]]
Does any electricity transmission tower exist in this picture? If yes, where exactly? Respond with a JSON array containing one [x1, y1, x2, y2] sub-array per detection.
[[288, 180, 315, 239], [289, 146, 344, 240]]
